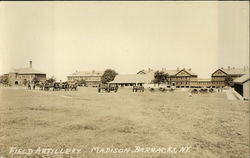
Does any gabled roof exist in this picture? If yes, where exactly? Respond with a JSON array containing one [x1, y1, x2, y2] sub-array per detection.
[[68, 70, 104, 77], [174, 69, 197, 76], [162, 70, 179, 76], [234, 73, 250, 84], [137, 69, 154, 74], [138, 68, 197, 76], [110, 74, 154, 84], [222, 68, 248, 75], [10, 68, 46, 75], [212, 68, 249, 76]]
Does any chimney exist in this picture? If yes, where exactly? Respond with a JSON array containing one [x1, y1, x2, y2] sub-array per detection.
[[228, 66, 230, 70], [188, 68, 191, 71], [29, 61, 32, 68], [177, 67, 179, 71]]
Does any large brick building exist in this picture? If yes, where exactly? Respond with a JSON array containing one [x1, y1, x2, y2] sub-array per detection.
[[7, 61, 46, 86], [67, 70, 104, 87]]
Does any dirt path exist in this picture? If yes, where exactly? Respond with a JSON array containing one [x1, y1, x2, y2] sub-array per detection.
[[224, 90, 237, 100]]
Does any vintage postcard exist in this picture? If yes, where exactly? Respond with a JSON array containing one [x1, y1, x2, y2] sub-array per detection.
[[0, 1, 249, 158]]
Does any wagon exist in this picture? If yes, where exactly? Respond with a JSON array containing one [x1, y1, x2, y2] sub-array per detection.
[[98, 84, 118, 93], [132, 85, 144, 92]]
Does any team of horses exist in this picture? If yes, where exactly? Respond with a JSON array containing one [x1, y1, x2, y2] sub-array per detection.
[[27, 81, 216, 94], [190, 88, 215, 94], [132, 85, 144, 92], [98, 84, 118, 93], [29, 81, 78, 91]]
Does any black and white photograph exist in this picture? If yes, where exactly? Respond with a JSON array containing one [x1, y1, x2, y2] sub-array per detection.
[[0, 1, 249, 158]]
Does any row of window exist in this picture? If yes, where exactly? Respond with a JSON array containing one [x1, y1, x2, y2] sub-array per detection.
[[170, 77, 191, 80], [18, 75, 34, 79], [212, 81, 224, 84], [68, 76, 101, 81], [190, 82, 211, 85], [212, 77, 225, 80], [175, 82, 189, 85]]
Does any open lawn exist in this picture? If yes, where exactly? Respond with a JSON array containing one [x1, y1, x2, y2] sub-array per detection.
[[0, 87, 249, 158]]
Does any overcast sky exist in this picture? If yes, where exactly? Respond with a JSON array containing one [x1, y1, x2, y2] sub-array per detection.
[[0, 2, 249, 80]]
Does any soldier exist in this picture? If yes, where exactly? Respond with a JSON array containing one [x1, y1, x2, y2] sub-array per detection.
[[27, 81, 31, 90]]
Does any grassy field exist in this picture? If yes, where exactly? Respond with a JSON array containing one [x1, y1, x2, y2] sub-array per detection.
[[0, 87, 249, 158]]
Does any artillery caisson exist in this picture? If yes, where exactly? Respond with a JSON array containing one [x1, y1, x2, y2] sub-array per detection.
[[98, 84, 118, 93]]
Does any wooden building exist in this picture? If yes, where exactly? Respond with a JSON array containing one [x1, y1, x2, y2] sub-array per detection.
[[211, 67, 249, 87], [67, 70, 103, 87], [234, 73, 249, 100], [109, 74, 153, 87], [189, 78, 212, 88], [138, 68, 198, 88]]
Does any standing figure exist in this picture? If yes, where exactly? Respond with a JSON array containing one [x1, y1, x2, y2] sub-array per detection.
[[27, 81, 31, 90]]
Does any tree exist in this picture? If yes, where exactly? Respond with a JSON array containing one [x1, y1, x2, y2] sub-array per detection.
[[101, 69, 118, 84], [153, 71, 168, 85], [224, 75, 234, 87], [47, 76, 56, 84], [0, 74, 9, 85]]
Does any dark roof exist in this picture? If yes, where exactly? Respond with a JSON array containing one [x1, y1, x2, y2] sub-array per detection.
[[221, 68, 248, 75], [10, 68, 46, 75], [138, 68, 197, 76]]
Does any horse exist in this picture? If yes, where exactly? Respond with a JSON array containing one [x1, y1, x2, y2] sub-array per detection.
[[53, 82, 61, 91], [191, 89, 198, 94], [199, 88, 208, 93], [209, 88, 215, 93], [69, 82, 78, 91], [132, 85, 144, 92], [61, 82, 70, 91], [36, 81, 45, 90], [66, 82, 78, 91], [98, 84, 118, 93]]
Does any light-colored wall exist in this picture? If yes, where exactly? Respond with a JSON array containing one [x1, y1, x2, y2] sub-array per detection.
[[243, 81, 249, 100], [67, 76, 101, 81]]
